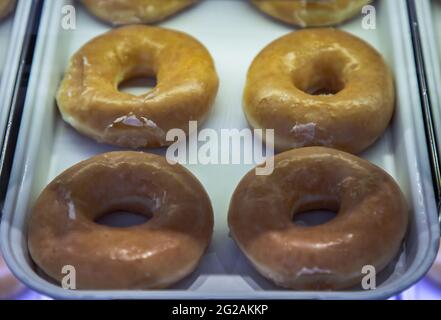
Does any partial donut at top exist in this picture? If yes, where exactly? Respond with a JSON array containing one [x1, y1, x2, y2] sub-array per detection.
[[81, 0, 198, 25], [250, 0, 372, 27]]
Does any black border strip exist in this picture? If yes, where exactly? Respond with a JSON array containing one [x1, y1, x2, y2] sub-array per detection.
[[407, 0, 441, 224], [0, 0, 44, 211]]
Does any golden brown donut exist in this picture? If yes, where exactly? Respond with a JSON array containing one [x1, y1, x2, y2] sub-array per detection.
[[250, 0, 372, 27], [0, 0, 16, 20], [228, 147, 408, 290], [244, 28, 395, 154], [0, 252, 23, 299], [81, 0, 198, 25], [28, 151, 214, 290], [57, 25, 219, 148]]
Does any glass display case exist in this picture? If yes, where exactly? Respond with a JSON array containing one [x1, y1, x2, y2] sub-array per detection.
[[0, 0, 440, 301]]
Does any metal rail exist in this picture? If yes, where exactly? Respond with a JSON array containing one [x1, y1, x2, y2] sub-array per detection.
[[407, 0, 441, 227], [0, 0, 44, 215]]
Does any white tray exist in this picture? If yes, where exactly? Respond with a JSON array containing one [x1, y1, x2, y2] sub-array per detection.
[[1, 0, 439, 299], [0, 0, 33, 152], [415, 0, 441, 177]]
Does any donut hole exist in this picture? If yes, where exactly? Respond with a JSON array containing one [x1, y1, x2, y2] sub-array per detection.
[[301, 74, 345, 96], [95, 210, 152, 228], [292, 53, 347, 96], [118, 76, 157, 96], [291, 198, 339, 227], [292, 209, 337, 227]]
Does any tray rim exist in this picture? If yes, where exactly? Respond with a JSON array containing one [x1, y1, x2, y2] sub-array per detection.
[[413, 0, 441, 216], [1, 0, 440, 300], [0, 0, 31, 146], [0, 0, 34, 202]]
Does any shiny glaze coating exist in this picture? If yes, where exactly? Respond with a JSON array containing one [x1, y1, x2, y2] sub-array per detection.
[[0, 0, 15, 20], [0, 252, 23, 298], [244, 29, 395, 153], [81, 0, 198, 25], [251, 0, 372, 27], [228, 147, 408, 290], [57, 25, 219, 148], [28, 152, 214, 290]]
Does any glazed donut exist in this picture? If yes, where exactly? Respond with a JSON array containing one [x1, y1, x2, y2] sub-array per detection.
[[228, 147, 408, 290], [0, 251, 23, 299], [57, 25, 219, 148], [0, 0, 16, 20], [81, 0, 198, 25], [250, 0, 372, 27], [28, 151, 214, 289], [244, 29, 395, 154], [427, 242, 441, 286]]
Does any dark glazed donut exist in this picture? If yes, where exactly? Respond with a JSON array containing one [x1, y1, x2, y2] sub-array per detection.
[[28, 152, 214, 289], [228, 147, 408, 290]]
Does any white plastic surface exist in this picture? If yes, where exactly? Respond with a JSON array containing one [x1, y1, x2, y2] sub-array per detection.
[[1, 0, 439, 299]]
